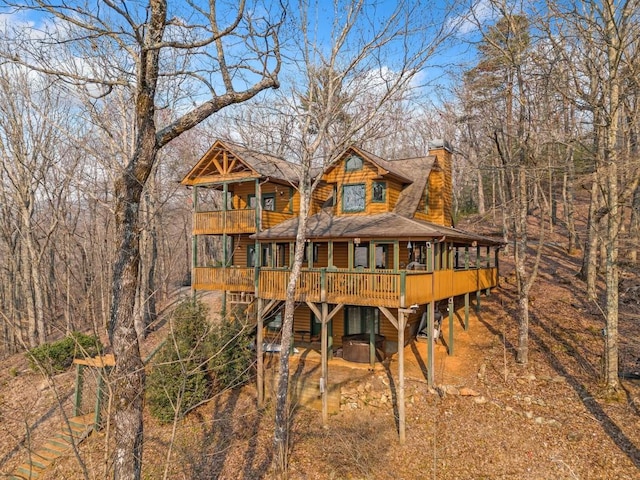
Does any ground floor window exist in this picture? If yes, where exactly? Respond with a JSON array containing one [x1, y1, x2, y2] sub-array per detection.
[[344, 306, 379, 335]]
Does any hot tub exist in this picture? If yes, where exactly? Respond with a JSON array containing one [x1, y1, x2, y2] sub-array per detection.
[[341, 334, 385, 363]]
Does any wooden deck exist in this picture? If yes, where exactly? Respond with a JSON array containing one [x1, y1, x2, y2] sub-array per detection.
[[193, 266, 498, 307]]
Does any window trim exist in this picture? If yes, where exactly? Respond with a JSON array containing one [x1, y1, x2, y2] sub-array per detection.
[[247, 193, 276, 211], [345, 154, 364, 172], [247, 244, 257, 267], [342, 183, 366, 213], [372, 181, 386, 203]]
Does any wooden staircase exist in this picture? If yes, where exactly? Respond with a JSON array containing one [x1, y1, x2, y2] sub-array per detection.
[[10, 413, 94, 479]]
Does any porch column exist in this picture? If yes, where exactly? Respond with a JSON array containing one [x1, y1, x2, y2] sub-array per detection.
[[328, 241, 334, 267], [256, 297, 264, 407], [369, 318, 376, 368], [222, 183, 228, 316], [191, 186, 198, 300], [321, 302, 329, 424], [398, 310, 407, 444]]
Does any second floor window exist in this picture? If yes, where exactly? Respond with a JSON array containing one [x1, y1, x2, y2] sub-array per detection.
[[372, 181, 386, 203], [248, 193, 276, 211], [342, 184, 365, 212]]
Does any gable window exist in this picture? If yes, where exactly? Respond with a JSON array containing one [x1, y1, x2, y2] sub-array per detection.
[[372, 181, 386, 203], [342, 184, 366, 212], [345, 155, 363, 171]]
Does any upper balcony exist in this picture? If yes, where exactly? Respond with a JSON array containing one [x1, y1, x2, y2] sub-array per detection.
[[192, 266, 498, 308], [193, 209, 294, 235]]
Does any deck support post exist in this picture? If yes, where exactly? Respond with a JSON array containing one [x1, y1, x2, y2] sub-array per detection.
[[448, 297, 454, 356], [369, 324, 376, 368], [427, 301, 434, 387], [464, 292, 470, 331], [256, 297, 264, 407], [74, 364, 85, 416], [321, 302, 329, 425], [476, 289, 481, 313], [398, 309, 407, 444]]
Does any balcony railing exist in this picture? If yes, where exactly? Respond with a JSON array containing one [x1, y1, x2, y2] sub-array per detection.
[[193, 267, 255, 291], [193, 210, 255, 235], [193, 209, 294, 235], [193, 266, 498, 307]]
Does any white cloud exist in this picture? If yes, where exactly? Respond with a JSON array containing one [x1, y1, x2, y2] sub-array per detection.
[[449, 0, 496, 36]]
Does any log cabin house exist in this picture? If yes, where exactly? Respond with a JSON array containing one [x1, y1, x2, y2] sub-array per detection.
[[181, 139, 500, 440]]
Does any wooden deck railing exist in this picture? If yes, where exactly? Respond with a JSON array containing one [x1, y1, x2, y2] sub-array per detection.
[[193, 267, 255, 291], [193, 209, 293, 235], [193, 266, 498, 306], [193, 210, 255, 234]]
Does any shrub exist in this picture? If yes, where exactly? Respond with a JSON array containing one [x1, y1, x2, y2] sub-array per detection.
[[27, 332, 102, 375], [146, 300, 256, 423], [209, 318, 254, 391], [146, 299, 212, 424]]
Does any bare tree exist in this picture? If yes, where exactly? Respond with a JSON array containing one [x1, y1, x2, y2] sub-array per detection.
[[545, 0, 640, 390], [0, 64, 76, 348], [1, 1, 282, 478], [227, 0, 457, 472]]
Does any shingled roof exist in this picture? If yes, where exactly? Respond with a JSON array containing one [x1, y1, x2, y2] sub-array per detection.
[[253, 210, 501, 245], [389, 156, 434, 217], [181, 140, 303, 185]]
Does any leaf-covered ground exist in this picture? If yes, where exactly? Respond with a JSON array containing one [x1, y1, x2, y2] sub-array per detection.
[[1, 222, 639, 479]]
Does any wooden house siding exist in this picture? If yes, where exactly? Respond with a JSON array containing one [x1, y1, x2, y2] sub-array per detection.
[[310, 183, 334, 215], [386, 179, 403, 211], [332, 242, 349, 268]]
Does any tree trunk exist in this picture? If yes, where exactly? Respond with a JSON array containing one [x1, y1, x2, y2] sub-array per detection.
[[274, 180, 310, 474], [579, 174, 601, 299], [476, 168, 486, 215], [629, 184, 640, 262], [109, 143, 157, 480]]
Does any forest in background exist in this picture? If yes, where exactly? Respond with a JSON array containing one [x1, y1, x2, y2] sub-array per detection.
[[0, 0, 638, 478]]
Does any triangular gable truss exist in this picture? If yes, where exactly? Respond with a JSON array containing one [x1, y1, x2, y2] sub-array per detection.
[[181, 140, 260, 185]]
